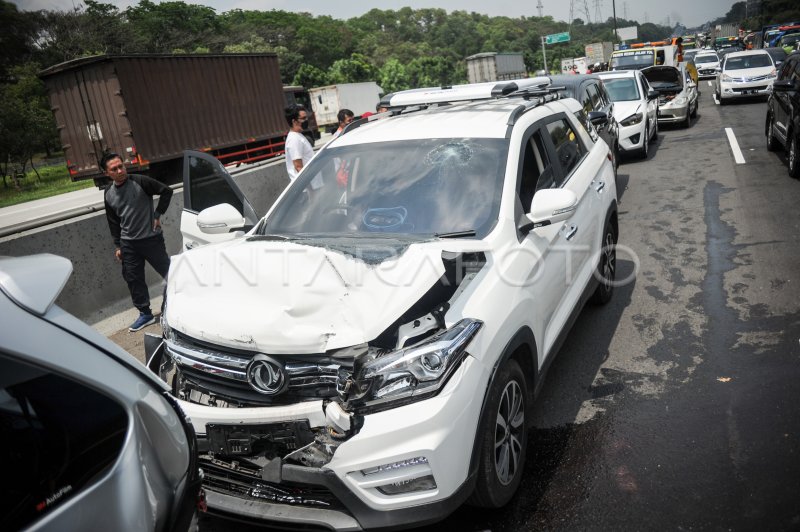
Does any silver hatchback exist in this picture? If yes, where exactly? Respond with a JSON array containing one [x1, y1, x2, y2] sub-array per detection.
[[0, 254, 203, 531]]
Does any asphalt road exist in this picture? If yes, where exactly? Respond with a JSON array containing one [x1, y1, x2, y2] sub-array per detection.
[[111, 86, 800, 531]]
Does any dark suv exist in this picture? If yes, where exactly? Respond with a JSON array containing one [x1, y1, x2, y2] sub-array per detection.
[[548, 74, 620, 169], [766, 51, 800, 177]]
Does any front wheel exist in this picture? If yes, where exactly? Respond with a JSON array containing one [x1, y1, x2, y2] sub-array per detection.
[[789, 134, 799, 179], [470, 359, 528, 508], [640, 125, 650, 159]]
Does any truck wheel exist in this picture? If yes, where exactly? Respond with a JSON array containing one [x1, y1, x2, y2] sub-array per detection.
[[470, 358, 527, 509], [590, 219, 617, 305]]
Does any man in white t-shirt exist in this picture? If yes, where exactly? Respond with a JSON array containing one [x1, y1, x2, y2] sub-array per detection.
[[284, 104, 315, 182]]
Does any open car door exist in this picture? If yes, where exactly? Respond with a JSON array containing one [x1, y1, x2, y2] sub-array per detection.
[[180, 150, 258, 250]]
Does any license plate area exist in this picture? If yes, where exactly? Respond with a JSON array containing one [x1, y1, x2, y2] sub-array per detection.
[[206, 421, 315, 457]]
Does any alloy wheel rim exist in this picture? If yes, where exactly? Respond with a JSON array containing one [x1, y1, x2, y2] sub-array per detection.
[[602, 231, 616, 291], [495, 380, 524, 486]]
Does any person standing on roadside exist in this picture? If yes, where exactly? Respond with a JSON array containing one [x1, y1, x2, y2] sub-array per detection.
[[284, 104, 315, 182], [102, 152, 173, 332]]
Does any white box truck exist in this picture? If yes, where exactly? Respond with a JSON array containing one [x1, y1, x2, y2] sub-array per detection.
[[308, 82, 383, 127]]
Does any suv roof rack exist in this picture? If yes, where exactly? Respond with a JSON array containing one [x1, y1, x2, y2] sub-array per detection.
[[379, 76, 554, 109]]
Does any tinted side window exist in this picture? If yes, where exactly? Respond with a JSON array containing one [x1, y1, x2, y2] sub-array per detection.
[[0, 354, 128, 530], [579, 87, 593, 114], [518, 130, 555, 211], [546, 118, 587, 186], [187, 153, 244, 214], [586, 84, 602, 110]]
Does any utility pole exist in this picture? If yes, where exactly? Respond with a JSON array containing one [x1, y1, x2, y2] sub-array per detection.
[[612, 0, 618, 43], [541, 36, 548, 73], [537, 0, 544, 18]]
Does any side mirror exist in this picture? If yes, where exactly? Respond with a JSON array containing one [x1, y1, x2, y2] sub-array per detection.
[[588, 111, 609, 127], [527, 189, 579, 227], [197, 203, 245, 234], [687, 81, 697, 88], [772, 79, 795, 92], [647, 89, 659, 100]]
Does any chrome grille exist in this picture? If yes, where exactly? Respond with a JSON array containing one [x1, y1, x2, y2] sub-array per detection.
[[164, 332, 350, 406]]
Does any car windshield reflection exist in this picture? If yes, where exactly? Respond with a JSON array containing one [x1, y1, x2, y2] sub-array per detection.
[[262, 138, 508, 239]]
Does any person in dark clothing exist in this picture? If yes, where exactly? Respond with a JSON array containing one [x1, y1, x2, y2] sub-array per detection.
[[102, 152, 173, 331]]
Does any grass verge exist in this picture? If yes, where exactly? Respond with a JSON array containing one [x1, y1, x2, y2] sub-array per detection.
[[0, 165, 94, 208]]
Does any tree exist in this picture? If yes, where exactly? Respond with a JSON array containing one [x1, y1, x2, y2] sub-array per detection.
[[328, 53, 378, 84], [125, 0, 222, 53], [379, 59, 410, 93], [293, 63, 330, 88], [0, 63, 58, 186], [0, 1, 38, 81]]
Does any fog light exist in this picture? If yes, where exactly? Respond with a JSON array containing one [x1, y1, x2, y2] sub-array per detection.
[[376, 475, 437, 495], [362, 456, 429, 475], [629, 133, 640, 144]]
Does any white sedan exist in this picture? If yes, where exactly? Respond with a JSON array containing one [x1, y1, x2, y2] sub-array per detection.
[[715, 49, 777, 104], [599, 69, 659, 158]]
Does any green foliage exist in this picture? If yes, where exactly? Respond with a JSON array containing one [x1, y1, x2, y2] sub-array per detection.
[[329, 53, 378, 84], [293, 64, 330, 88], [0, 164, 92, 207], [379, 59, 410, 93]]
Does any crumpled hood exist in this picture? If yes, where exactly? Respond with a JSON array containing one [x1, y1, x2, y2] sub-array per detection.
[[166, 239, 454, 353], [642, 66, 681, 88], [612, 100, 643, 123]]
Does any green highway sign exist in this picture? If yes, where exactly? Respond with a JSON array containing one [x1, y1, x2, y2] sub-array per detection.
[[545, 32, 570, 45]]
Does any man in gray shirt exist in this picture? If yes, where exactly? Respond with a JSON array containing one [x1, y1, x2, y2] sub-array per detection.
[[102, 152, 173, 331]]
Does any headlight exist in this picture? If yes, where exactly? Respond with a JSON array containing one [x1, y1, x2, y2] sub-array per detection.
[[673, 96, 688, 105], [769, 68, 777, 79], [341, 319, 483, 413], [620, 112, 643, 126], [721, 73, 733, 82]]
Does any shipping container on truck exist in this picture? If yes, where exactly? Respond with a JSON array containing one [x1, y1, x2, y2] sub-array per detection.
[[39, 54, 314, 187], [308, 82, 383, 128], [584, 42, 613, 66], [465, 52, 527, 84]]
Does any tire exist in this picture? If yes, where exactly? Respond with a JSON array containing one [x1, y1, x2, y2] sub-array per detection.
[[470, 359, 528, 509], [590, 220, 617, 305], [766, 113, 778, 152], [718, 93, 726, 106], [789, 134, 800, 179], [652, 115, 658, 139], [640, 125, 649, 159], [683, 108, 691, 128], [690, 100, 698, 118]]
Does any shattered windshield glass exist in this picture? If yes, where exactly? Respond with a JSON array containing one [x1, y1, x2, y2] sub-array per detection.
[[262, 138, 508, 239]]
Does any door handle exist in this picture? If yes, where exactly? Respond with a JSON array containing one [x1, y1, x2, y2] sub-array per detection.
[[565, 224, 578, 241], [595, 180, 606, 192]]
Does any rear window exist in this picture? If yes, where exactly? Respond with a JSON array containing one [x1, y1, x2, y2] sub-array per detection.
[[603, 77, 641, 101], [0, 354, 128, 530], [724, 54, 772, 70]]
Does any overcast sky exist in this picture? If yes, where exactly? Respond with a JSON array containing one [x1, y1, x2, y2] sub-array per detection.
[[11, 0, 738, 28]]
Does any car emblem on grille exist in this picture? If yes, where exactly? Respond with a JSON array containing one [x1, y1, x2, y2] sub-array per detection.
[[246, 355, 287, 395]]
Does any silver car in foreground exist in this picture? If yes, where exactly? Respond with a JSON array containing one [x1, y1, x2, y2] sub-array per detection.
[[0, 254, 203, 531]]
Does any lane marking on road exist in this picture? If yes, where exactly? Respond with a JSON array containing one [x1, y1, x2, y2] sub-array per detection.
[[725, 128, 746, 164], [713, 93, 720, 105], [707, 81, 713, 87]]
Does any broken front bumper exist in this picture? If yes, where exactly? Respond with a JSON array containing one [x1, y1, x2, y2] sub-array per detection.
[[171, 355, 486, 530]]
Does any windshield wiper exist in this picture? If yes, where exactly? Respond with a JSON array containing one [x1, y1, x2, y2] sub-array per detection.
[[435, 229, 477, 239], [247, 234, 294, 241]]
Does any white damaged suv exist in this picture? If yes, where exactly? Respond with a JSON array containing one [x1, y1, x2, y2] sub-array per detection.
[[146, 78, 619, 530]]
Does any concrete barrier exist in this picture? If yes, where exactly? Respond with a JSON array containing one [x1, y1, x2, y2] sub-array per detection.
[[0, 157, 291, 323]]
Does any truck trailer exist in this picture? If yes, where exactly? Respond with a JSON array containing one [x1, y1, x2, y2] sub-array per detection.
[[308, 82, 383, 127], [40, 53, 318, 186], [465, 52, 527, 83]]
